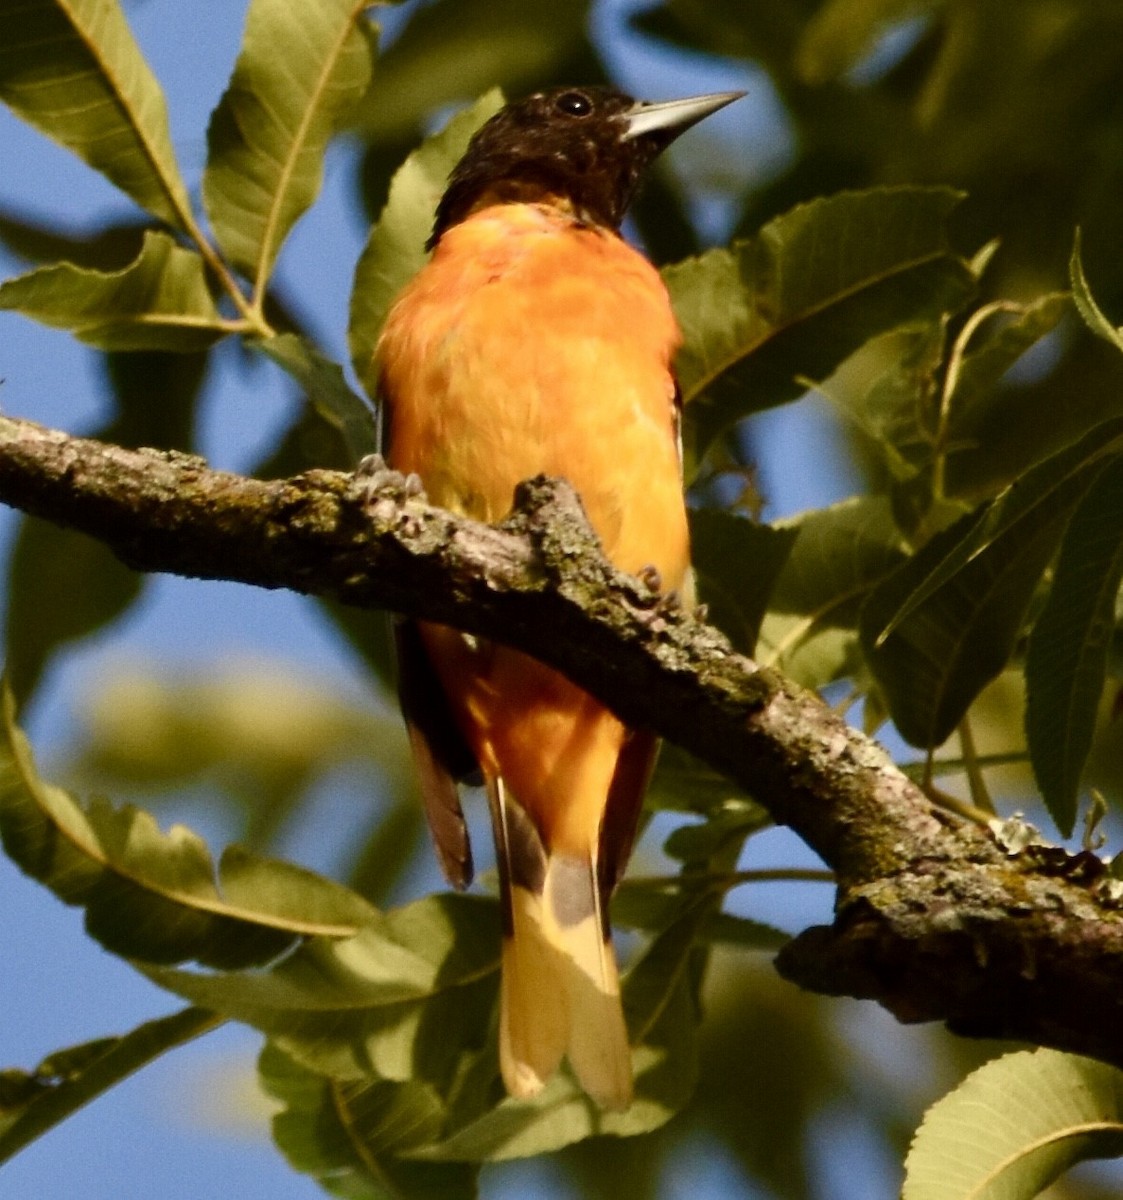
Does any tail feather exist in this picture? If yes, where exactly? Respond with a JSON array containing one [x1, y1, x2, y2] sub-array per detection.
[[543, 854, 632, 1111], [500, 884, 568, 1097], [489, 778, 633, 1110]]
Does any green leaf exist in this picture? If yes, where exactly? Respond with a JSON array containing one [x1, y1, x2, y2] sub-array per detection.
[[349, 89, 505, 399], [1070, 228, 1123, 354], [872, 418, 1123, 644], [689, 508, 797, 654], [140, 893, 502, 1083], [661, 802, 772, 867], [3, 348, 205, 705], [861, 420, 1123, 748], [794, 0, 921, 84], [0, 0, 192, 228], [0, 230, 226, 350], [0, 1008, 220, 1163], [757, 496, 907, 688], [413, 904, 707, 1162], [902, 1049, 1123, 1200], [255, 333, 377, 464], [0, 686, 374, 967], [613, 880, 788, 951], [667, 187, 976, 464], [0, 206, 147, 272], [1025, 454, 1123, 835], [643, 742, 763, 819], [4, 520, 143, 707], [203, 0, 378, 289], [262, 1043, 478, 1200], [946, 294, 1071, 422], [819, 321, 948, 486], [351, 0, 588, 140]]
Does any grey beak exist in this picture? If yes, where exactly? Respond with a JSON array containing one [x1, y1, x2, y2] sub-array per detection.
[[620, 90, 745, 142]]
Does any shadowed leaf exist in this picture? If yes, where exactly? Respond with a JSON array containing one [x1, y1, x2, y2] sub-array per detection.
[[3, 520, 143, 707], [758, 496, 907, 687], [351, 0, 588, 140], [862, 420, 1123, 747], [0, 206, 147, 272], [794, 0, 921, 84], [256, 333, 377, 464], [1025, 454, 1123, 835], [667, 187, 976, 466], [263, 1042, 478, 1200], [1070, 229, 1123, 355], [689, 509, 797, 654]]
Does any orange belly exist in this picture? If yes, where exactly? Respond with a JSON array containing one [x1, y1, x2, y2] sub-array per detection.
[[378, 201, 690, 848]]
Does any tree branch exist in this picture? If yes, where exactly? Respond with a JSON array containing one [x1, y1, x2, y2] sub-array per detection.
[[1, 413, 1122, 1068]]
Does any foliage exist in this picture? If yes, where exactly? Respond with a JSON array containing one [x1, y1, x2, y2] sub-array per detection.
[[2, 0, 1123, 1197]]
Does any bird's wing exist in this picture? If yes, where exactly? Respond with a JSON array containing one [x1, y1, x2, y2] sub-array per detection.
[[392, 618, 477, 889]]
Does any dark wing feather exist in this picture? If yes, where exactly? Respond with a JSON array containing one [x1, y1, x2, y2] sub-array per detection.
[[393, 619, 478, 889], [597, 729, 659, 928]]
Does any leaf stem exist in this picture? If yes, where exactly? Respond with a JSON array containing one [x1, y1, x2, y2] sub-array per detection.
[[624, 867, 835, 893], [932, 301, 1024, 500], [958, 713, 996, 814]]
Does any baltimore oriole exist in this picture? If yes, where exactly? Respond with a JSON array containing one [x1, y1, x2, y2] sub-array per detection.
[[376, 86, 741, 1110]]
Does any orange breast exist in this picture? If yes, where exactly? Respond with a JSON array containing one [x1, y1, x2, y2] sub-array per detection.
[[377, 203, 690, 588]]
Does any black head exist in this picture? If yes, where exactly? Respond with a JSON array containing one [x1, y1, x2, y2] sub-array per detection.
[[427, 85, 743, 249]]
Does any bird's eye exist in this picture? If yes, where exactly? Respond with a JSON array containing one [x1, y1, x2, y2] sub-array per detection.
[[554, 91, 593, 118]]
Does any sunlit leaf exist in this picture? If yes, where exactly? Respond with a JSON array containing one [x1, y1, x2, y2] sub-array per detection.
[[349, 89, 504, 398], [255, 333, 377, 464], [0, 687, 374, 967], [0, 1008, 220, 1164], [903, 1049, 1123, 1200], [204, 0, 378, 288], [262, 1043, 478, 1200], [1025, 454, 1123, 835], [0, 0, 192, 228], [0, 231, 225, 350], [666, 187, 976, 464]]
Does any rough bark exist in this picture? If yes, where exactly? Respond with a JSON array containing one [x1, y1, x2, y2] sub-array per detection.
[[1, 414, 1122, 1068]]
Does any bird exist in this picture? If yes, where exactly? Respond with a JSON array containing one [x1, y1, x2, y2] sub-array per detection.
[[375, 84, 742, 1111]]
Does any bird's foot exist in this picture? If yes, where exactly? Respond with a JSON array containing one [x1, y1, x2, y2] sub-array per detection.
[[351, 453, 425, 505]]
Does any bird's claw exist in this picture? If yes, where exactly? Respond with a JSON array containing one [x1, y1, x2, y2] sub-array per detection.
[[637, 564, 663, 593], [352, 454, 425, 505]]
